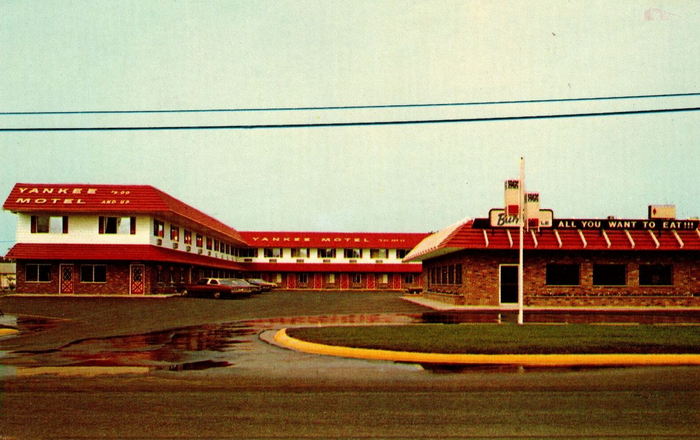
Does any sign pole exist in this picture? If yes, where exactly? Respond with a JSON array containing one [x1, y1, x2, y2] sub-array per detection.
[[518, 157, 525, 325]]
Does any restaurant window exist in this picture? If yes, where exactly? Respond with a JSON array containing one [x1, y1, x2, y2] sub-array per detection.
[[170, 225, 179, 242], [455, 264, 462, 285], [80, 265, 107, 283], [639, 265, 673, 286], [546, 264, 580, 286], [31, 215, 68, 234], [291, 248, 310, 258], [318, 248, 336, 258], [26, 264, 51, 282], [370, 249, 388, 259], [593, 264, 626, 286], [264, 248, 283, 258], [196, 234, 203, 248], [184, 230, 192, 245], [344, 248, 362, 259], [153, 219, 164, 237]]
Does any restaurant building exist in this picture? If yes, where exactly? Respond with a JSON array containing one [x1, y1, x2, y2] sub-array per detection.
[[2, 183, 425, 295], [406, 194, 700, 307]]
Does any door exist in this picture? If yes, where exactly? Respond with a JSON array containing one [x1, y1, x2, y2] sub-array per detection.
[[59, 264, 74, 294], [130, 264, 145, 295], [499, 265, 519, 304]]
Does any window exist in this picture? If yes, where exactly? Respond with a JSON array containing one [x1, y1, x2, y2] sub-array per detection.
[[80, 265, 107, 283], [170, 225, 179, 242], [325, 273, 336, 284], [593, 264, 626, 286], [184, 230, 192, 245], [153, 219, 164, 237], [26, 264, 51, 282], [31, 215, 67, 234], [639, 265, 673, 286], [318, 248, 336, 259], [403, 274, 415, 284], [239, 248, 257, 258], [196, 234, 203, 248], [370, 249, 388, 259], [351, 273, 362, 284], [264, 248, 283, 258], [455, 264, 462, 285], [344, 248, 362, 259], [377, 273, 389, 284], [297, 273, 309, 284], [546, 264, 580, 286], [206, 237, 212, 250], [396, 249, 409, 259], [100, 217, 133, 234], [291, 248, 310, 258]]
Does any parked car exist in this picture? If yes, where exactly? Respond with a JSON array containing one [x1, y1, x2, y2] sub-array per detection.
[[182, 278, 253, 299], [224, 278, 261, 294], [246, 278, 277, 292]]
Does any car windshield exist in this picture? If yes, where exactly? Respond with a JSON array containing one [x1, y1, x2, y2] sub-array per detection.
[[217, 279, 235, 286], [248, 279, 264, 283]]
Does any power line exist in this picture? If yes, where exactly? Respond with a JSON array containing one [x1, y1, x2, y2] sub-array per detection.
[[0, 92, 699, 116], [0, 106, 699, 132]]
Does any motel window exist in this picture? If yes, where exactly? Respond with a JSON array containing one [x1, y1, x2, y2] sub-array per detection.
[[239, 248, 257, 258], [291, 248, 310, 258], [639, 265, 673, 286], [100, 216, 133, 234], [325, 273, 336, 284], [170, 225, 179, 242], [80, 265, 107, 283], [26, 264, 51, 282], [396, 249, 409, 259], [206, 238, 212, 250], [264, 248, 283, 258], [184, 230, 192, 245], [31, 215, 68, 234], [351, 273, 362, 284], [377, 273, 389, 284], [196, 234, 203, 248], [403, 274, 415, 285], [153, 219, 165, 238], [370, 249, 388, 259], [297, 273, 308, 284], [546, 264, 580, 286], [593, 264, 626, 286], [344, 248, 362, 259], [318, 248, 336, 259]]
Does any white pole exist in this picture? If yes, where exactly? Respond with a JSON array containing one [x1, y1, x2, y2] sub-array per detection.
[[518, 157, 525, 325]]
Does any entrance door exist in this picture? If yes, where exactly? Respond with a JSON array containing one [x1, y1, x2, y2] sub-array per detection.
[[130, 264, 145, 295], [59, 264, 74, 294], [499, 265, 519, 304]]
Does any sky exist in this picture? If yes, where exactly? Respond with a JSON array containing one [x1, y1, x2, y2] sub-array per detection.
[[1, 0, 699, 254]]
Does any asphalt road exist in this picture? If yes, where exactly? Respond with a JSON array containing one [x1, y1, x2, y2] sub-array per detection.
[[0, 292, 699, 439]]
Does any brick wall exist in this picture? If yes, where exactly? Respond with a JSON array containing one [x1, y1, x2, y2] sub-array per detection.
[[423, 250, 700, 307]]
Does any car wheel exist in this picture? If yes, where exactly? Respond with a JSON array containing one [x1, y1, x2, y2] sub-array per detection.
[[182, 289, 188, 297], [213, 291, 222, 299]]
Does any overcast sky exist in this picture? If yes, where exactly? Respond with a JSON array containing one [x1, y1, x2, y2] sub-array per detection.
[[1, 1, 699, 254]]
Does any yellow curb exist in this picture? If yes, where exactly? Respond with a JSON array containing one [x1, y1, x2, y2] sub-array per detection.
[[0, 328, 19, 336], [273, 328, 700, 367]]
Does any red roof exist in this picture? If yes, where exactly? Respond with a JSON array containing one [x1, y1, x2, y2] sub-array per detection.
[[6, 243, 245, 271], [3, 184, 246, 246], [238, 231, 429, 249], [406, 218, 700, 261], [242, 262, 422, 273]]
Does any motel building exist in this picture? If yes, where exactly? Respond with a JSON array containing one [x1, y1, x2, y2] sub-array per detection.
[[2, 183, 425, 295], [405, 182, 700, 308]]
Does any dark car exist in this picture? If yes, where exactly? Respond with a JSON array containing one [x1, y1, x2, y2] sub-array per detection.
[[246, 278, 277, 292], [224, 278, 261, 293], [183, 278, 253, 299]]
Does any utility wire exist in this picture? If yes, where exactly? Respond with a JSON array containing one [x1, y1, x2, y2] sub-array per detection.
[[1, 92, 699, 116], [1, 106, 699, 132]]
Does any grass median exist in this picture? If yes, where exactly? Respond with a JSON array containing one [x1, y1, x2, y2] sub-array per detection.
[[286, 324, 700, 355]]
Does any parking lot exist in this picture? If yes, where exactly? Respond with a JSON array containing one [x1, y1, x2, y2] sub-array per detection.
[[1, 291, 699, 439]]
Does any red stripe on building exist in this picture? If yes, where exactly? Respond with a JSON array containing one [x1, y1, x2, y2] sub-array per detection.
[[242, 262, 422, 273], [239, 231, 429, 249]]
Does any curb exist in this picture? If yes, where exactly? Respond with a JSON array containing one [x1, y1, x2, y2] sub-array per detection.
[[0, 328, 19, 336], [273, 328, 700, 367]]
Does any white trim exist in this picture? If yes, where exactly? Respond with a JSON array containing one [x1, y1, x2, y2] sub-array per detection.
[[602, 229, 611, 248], [553, 229, 562, 248], [506, 229, 513, 248], [672, 230, 684, 248], [577, 229, 587, 248], [530, 230, 538, 248], [624, 229, 635, 249], [482, 229, 489, 247], [648, 230, 660, 249]]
